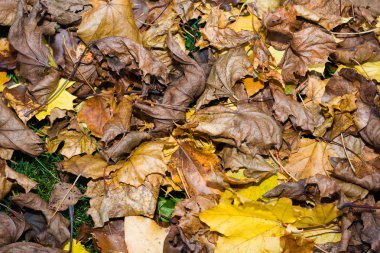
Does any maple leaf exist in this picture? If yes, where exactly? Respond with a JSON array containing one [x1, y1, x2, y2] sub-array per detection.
[[78, 0, 141, 44]]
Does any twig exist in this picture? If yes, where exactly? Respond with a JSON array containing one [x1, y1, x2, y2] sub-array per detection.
[[350, 58, 370, 79], [269, 150, 298, 181], [340, 133, 356, 174], [330, 27, 379, 35], [68, 205, 74, 253]]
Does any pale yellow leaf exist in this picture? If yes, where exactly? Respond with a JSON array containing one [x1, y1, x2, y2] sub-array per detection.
[[124, 216, 169, 253]]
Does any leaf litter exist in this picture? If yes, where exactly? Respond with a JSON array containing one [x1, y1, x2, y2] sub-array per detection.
[[0, 0, 380, 252]]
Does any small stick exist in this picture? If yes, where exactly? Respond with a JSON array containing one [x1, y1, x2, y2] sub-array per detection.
[[340, 133, 356, 174], [68, 205, 74, 253], [269, 150, 298, 182]]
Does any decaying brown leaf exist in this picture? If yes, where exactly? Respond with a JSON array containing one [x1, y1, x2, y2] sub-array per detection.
[[0, 101, 44, 156], [196, 47, 251, 108], [189, 103, 282, 155]]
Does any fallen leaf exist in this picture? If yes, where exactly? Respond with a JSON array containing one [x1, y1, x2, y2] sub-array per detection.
[[63, 239, 89, 253], [280, 26, 336, 83], [168, 139, 225, 196], [271, 85, 324, 132], [35, 79, 77, 120], [77, 91, 113, 137], [284, 138, 334, 180], [11, 193, 70, 247], [201, 9, 258, 50], [92, 36, 168, 84], [48, 183, 82, 211], [47, 129, 97, 158], [189, 103, 282, 155], [0, 242, 65, 253], [78, 0, 141, 44], [60, 154, 117, 179], [110, 140, 168, 187], [0, 100, 45, 156], [196, 47, 251, 108], [91, 220, 128, 253], [86, 174, 162, 227], [0, 211, 25, 247], [124, 216, 169, 253], [134, 33, 206, 131]]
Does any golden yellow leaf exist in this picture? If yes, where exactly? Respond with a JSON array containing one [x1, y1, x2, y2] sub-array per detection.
[[227, 14, 254, 32], [243, 77, 264, 97], [215, 236, 282, 253], [35, 79, 76, 120], [353, 62, 380, 82], [78, 0, 141, 44], [0, 72, 10, 92], [63, 239, 89, 253]]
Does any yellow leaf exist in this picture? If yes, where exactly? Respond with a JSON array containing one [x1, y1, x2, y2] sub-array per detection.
[[35, 79, 76, 120], [227, 14, 254, 32], [63, 239, 89, 253], [243, 77, 264, 97], [0, 72, 10, 92], [302, 225, 342, 244], [234, 175, 278, 203], [78, 0, 141, 44], [353, 61, 380, 82], [293, 203, 341, 228], [268, 46, 285, 66]]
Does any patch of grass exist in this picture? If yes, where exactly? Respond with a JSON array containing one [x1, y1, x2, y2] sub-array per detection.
[[180, 17, 204, 52], [10, 152, 62, 201]]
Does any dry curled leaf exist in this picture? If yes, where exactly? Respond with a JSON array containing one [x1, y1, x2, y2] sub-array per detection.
[[189, 103, 282, 155]]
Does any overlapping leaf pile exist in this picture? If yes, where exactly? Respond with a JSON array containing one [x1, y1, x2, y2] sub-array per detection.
[[0, 0, 380, 252]]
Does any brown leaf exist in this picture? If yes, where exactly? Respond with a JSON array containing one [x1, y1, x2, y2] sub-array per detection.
[[331, 159, 380, 191], [60, 154, 118, 179], [169, 140, 225, 196], [10, 193, 70, 246], [101, 131, 151, 162], [42, 0, 90, 26], [164, 195, 218, 253], [263, 6, 300, 50], [48, 183, 82, 211], [288, 0, 349, 30], [101, 96, 133, 144], [0, 242, 65, 253], [91, 220, 128, 253], [219, 146, 276, 183], [86, 174, 162, 227], [134, 33, 206, 131], [77, 91, 113, 137], [0, 100, 44, 156], [0, 212, 25, 246], [332, 33, 380, 65], [0, 0, 17, 26], [92, 36, 168, 85], [78, 0, 141, 44], [196, 47, 251, 108], [201, 9, 258, 50], [1, 159, 37, 193], [360, 112, 380, 149], [190, 103, 282, 155], [8, 0, 55, 86], [280, 26, 336, 83], [271, 85, 324, 132]]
